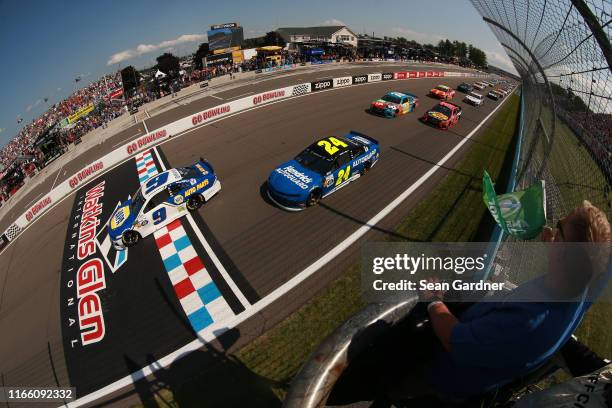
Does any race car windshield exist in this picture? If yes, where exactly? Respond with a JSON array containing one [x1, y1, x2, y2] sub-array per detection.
[[130, 187, 146, 214], [176, 166, 201, 178], [432, 105, 452, 116], [435, 86, 449, 91], [381, 94, 402, 104], [468, 92, 481, 99], [295, 148, 333, 174]]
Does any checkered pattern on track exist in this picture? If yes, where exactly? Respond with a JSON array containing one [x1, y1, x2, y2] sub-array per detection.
[[154, 219, 233, 333], [134, 150, 158, 184]]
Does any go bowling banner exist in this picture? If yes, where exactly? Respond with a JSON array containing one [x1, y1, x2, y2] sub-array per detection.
[[483, 171, 546, 240]]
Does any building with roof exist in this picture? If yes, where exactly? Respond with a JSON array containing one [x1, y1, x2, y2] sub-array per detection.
[[276, 26, 358, 48]]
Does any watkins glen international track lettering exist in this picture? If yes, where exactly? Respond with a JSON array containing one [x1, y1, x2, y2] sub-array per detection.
[[63, 180, 108, 347]]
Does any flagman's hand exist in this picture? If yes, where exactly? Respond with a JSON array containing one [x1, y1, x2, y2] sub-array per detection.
[[419, 276, 447, 302]]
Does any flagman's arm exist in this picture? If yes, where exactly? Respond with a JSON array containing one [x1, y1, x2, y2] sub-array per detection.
[[420, 277, 457, 352]]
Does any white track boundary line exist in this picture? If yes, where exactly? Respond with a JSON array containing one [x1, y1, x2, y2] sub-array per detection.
[[65, 87, 511, 408], [151, 147, 250, 308]]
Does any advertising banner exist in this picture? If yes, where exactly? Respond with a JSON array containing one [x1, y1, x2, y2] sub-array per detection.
[[482, 171, 546, 239], [418, 71, 426, 78], [394, 72, 408, 80], [352, 74, 368, 85], [426, 71, 434, 77], [311, 79, 334, 92], [68, 104, 94, 124], [408, 71, 417, 78], [368, 73, 382, 82], [381, 72, 394, 81], [108, 88, 124, 99], [333, 76, 352, 87]]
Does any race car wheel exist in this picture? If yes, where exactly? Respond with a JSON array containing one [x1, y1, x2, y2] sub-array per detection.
[[306, 189, 322, 207], [361, 161, 372, 176], [187, 195, 204, 211], [122, 230, 140, 247]]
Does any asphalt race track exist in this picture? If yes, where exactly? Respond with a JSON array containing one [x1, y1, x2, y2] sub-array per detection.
[[0, 63, 511, 404]]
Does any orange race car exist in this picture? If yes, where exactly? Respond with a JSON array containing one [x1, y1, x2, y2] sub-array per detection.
[[429, 84, 456, 100]]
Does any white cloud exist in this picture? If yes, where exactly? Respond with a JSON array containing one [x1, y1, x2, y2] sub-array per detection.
[[25, 98, 43, 113], [107, 33, 207, 65], [390, 27, 444, 44], [486, 50, 517, 74], [0, 128, 4, 134], [322, 19, 346, 26]]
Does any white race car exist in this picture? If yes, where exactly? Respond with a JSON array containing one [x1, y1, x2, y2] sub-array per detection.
[[473, 82, 486, 91], [108, 159, 221, 249], [464, 91, 484, 106]]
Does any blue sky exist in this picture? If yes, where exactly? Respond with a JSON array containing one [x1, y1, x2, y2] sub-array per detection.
[[0, 0, 515, 145]]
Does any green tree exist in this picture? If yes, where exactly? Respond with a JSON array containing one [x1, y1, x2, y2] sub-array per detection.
[[156, 53, 180, 77], [468, 46, 488, 67], [264, 31, 284, 46], [193, 43, 209, 70], [120, 66, 140, 96]]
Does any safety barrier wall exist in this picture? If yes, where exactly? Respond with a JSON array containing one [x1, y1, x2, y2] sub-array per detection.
[[1, 69, 489, 244]]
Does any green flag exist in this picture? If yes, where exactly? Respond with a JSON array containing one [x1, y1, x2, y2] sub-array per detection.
[[483, 171, 546, 239]]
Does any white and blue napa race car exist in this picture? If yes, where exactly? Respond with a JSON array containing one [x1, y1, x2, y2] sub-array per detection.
[[108, 159, 220, 249]]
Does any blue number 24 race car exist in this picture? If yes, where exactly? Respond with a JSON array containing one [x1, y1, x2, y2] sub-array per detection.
[[267, 131, 380, 211], [108, 159, 221, 249]]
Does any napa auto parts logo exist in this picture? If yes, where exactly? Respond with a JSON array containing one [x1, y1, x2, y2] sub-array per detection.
[[126, 129, 167, 154], [64, 180, 108, 347]]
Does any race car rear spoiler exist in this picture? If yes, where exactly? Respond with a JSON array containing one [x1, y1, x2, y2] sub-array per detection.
[[441, 101, 462, 110], [198, 157, 214, 173], [347, 130, 379, 145]]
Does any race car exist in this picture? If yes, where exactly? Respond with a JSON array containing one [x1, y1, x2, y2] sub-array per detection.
[[429, 85, 455, 100], [267, 131, 380, 211], [488, 90, 502, 100], [421, 101, 462, 129], [108, 159, 221, 249], [496, 88, 510, 97], [473, 82, 486, 91], [369, 91, 419, 118], [464, 91, 484, 106], [457, 83, 473, 93]]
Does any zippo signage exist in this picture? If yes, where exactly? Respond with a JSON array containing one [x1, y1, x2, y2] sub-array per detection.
[[352, 75, 368, 84], [311, 79, 333, 92], [333, 77, 352, 87]]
